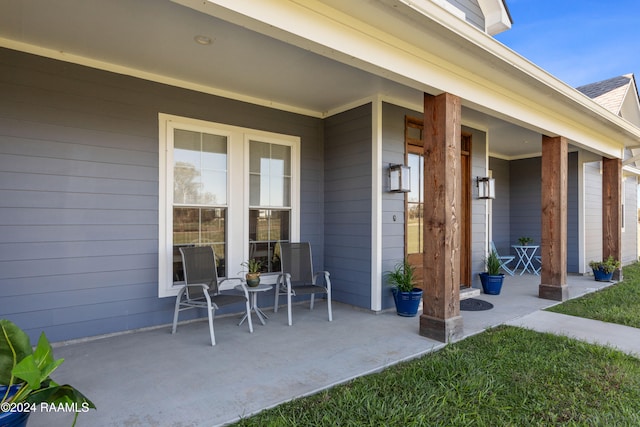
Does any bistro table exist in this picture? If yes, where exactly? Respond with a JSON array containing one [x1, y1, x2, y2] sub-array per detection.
[[237, 283, 273, 326], [511, 245, 540, 275]]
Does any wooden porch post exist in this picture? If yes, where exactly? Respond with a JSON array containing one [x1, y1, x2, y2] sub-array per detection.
[[602, 157, 623, 280], [420, 92, 463, 342], [539, 135, 568, 301]]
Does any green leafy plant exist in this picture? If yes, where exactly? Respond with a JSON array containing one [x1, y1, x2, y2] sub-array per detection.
[[241, 259, 263, 274], [0, 319, 95, 425], [486, 250, 502, 276], [517, 236, 533, 246], [386, 259, 416, 292], [589, 256, 621, 274]]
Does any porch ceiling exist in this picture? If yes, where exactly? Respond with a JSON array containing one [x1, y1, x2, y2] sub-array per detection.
[[0, 0, 557, 159]]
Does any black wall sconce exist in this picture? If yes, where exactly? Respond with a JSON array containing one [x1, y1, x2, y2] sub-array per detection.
[[389, 164, 411, 193], [476, 177, 495, 199]]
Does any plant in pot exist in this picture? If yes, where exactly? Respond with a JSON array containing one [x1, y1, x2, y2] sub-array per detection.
[[387, 259, 423, 317], [241, 259, 263, 287], [0, 319, 95, 427], [479, 250, 505, 295], [517, 236, 533, 246], [588, 256, 621, 282]]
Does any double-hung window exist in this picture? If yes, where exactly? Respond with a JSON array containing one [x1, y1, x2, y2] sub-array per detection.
[[159, 114, 299, 297]]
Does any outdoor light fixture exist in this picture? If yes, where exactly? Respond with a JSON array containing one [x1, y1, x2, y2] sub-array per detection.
[[389, 164, 411, 193], [476, 177, 495, 199]]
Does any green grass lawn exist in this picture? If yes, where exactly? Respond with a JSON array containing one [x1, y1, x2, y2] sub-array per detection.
[[547, 262, 640, 328], [233, 326, 640, 426]]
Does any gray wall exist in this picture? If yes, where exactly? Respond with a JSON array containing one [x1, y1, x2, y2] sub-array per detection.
[[0, 48, 325, 342], [445, 0, 484, 31], [489, 157, 510, 254], [324, 104, 373, 308], [584, 156, 638, 268], [494, 153, 579, 272], [381, 103, 411, 310]]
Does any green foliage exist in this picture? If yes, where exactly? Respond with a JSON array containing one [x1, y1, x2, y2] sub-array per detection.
[[386, 259, 416, 292], [589, 255, 621, 274], [485, 250, 502, 276], [549, 262, 640, 327], [0, 319, 95, 422], [233, 326, 640, 426], [241, 259, 263, 273], [517, 236, 533, 246]]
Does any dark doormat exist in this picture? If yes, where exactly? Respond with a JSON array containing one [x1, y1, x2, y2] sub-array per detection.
[[460, 298, 494, 311]]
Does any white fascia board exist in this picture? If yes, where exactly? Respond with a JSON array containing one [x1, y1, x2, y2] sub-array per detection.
[[475, 0, 512, 35]]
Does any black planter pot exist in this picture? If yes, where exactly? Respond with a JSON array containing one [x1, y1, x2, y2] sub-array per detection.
[[479, 272, 504, 295], [392, 288, 423, 317]]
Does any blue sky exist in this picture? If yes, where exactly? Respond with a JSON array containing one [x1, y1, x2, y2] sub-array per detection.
[[494, 0, 640, 88]]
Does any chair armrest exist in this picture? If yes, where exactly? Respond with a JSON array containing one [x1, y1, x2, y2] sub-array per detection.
[[313, 271, 331, 289], [223, 277, 250, 298]]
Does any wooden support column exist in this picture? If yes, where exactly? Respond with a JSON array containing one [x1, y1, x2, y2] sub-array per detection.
[[420, 92, 463, 342], [539, 135, 568, 301], [602, 157, 622, 280]]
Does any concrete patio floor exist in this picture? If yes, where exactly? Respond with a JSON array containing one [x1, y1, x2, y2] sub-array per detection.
[[28, 274, 612, 427]]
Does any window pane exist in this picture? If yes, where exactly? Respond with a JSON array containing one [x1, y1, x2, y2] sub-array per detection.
[[249, 140, 291, 208], [173, 207, 226, 279], [408, 153, 422, 203], [174, 129, 227, 206], [248, 209, 290, 273], [250, 141, 270, 173], [407, 202, 423, 254], [200, 170, 227, 205]]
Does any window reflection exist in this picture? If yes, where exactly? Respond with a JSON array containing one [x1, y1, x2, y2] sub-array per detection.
[[407, 153, 423, 254]]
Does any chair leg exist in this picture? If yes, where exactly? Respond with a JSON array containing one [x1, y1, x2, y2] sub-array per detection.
[[245, 300, 254, 333], [309, 294, 315, 310], [171, 288, 186, 335], [202, 293, 216, 346], [274, 286, 280, 313], [327, 290, 332, 322], [287, 288, 292, 326]]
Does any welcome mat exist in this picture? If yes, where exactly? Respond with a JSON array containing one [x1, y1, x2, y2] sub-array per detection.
[[460, 298, 494, 311]]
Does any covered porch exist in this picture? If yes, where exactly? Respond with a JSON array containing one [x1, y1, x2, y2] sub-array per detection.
[[31, 274, 609, 427]]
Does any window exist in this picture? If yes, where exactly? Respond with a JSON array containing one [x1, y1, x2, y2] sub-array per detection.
[[249, 141, 291, 272], [159, 114, 300, 297]]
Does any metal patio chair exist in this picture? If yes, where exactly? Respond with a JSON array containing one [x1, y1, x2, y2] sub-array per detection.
[[172, 246, 253, 346], [490, 241, 515, 276], [274, 242, 332, 326]]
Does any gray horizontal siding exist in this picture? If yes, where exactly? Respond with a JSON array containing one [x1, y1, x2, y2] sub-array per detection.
[[0, 47, 324, 342], [445, 0, 484, 30], [324, 104, 372, 309]]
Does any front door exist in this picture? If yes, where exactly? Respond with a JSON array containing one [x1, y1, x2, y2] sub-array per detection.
[[404, 117, 472, 288]]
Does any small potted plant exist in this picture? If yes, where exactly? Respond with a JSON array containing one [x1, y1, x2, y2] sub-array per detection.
[[517, 236, 533, 246], [387, 259, 423, 317], [241, 259, 263, 287], [479, 250, 505, 295], [588, 256, 621, 282], [0, 319, 95, 427]]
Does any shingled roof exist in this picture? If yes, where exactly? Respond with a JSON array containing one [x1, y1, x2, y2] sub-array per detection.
[[576, 74, 635, 115]]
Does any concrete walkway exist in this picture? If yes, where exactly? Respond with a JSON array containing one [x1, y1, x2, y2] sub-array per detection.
[[507, 310, 640, 358], [24, 274, 639, 427]]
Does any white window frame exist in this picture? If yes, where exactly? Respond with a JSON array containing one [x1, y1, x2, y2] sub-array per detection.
[[158, 113, 300, 297]]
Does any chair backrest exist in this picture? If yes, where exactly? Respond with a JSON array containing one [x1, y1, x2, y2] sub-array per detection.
[[179, 246, 219, 298], [279, 242, 314, 284], [490, 241, 500, 256]]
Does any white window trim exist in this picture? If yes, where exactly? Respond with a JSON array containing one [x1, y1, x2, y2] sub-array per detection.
[[158, 113, 300, 297]]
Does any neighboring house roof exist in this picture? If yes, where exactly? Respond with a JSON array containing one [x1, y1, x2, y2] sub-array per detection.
[[577, 74, 636, 116]]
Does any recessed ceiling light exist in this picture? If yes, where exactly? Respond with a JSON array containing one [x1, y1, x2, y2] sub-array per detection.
[[194, 35, 212, 45]]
